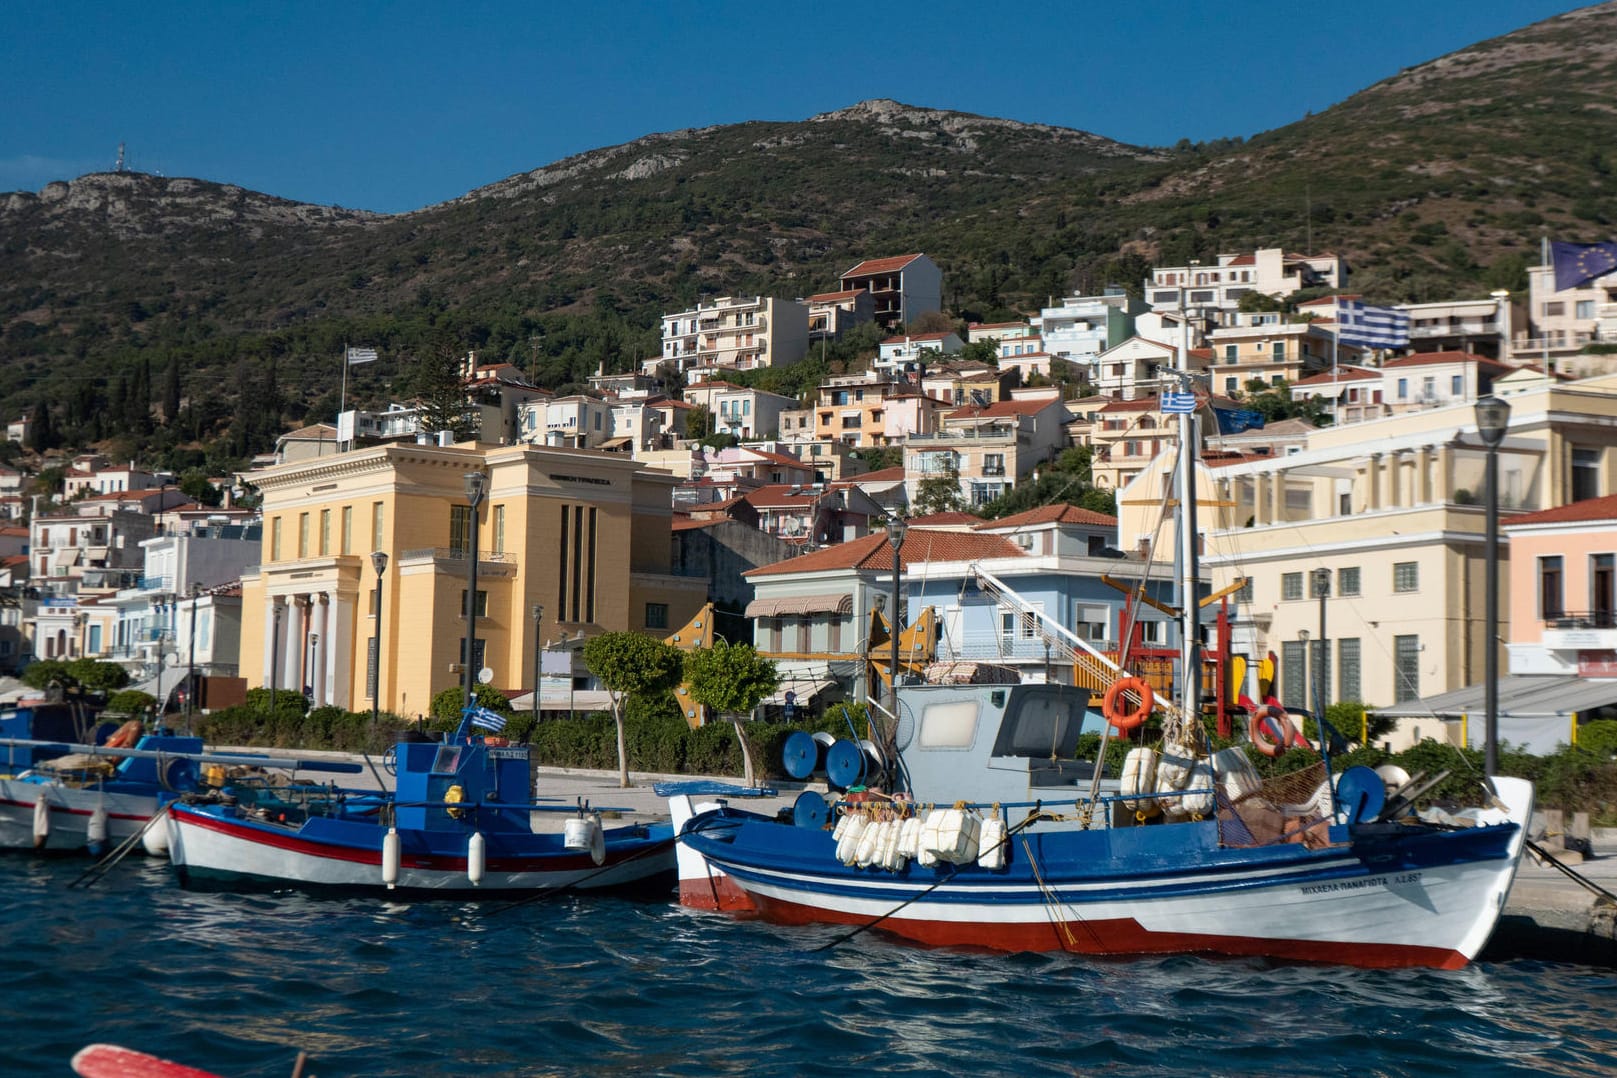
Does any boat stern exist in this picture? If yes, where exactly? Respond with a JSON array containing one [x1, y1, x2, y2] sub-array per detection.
[[669, 794, 755, 912]]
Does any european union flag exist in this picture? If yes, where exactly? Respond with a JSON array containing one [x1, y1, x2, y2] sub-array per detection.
[[1551, 241, 1617, 292], [1215, 409, 1265, 435]]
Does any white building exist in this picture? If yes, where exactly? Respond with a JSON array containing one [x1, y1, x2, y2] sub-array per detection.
[[1146, 248, 1346, 321], [1031, 289, 1143, 366], [660, 296, 811, 377]]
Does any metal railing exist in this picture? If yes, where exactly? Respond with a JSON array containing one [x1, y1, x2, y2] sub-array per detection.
[[1548, 610, 1617, 630]]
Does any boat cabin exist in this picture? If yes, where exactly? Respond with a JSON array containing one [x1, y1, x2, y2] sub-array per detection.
[[393, 739, 533, 832]]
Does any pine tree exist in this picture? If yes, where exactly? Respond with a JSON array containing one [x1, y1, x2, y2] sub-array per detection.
[[163, 356, 181, 425]]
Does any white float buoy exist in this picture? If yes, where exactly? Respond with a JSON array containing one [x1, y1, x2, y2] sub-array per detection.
[[142, 812, 170, 857], [32, 791, 49, 849], [467, 831, 486, 885], [87, 802, 109, 857], [382, 826, 401, 889]]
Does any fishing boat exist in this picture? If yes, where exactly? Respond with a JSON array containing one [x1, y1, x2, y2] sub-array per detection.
[[165, 708, 677, 895], [671, 367, 1534, 969], [0, 727, 365, 857]]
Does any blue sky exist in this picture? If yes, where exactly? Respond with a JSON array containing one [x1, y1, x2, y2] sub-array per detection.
[[0, 0, 1589, 214]]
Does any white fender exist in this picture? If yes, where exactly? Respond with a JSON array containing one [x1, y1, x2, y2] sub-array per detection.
[[977, 816, 1007, 870], [588, 815, 605, 866], [1119, 748, 1160, 812], [32, 791, 49, 849], [855, 817, 884, 867], [142, 812, 171, 857], [382, 826, 401, 889], [835, 814, 867, 865], [87, 801, 109, 854], [467, 831, 486, 885]]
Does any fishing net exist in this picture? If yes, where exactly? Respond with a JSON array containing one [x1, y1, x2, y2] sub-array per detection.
[[1216, 760, 1336, 849]]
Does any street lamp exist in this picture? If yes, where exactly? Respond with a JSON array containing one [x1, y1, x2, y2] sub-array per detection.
[[886, 514, 908, 717], [1476, 394, 1512, 775], [462, 467, 488, 712], [268, 600, 283, 715], [1311, 567, 1330, 722], [1297, 628, 1310, 713], [370, 550, 389, 725], [185, 582, 201, 733], [531, 603, 544, 728]]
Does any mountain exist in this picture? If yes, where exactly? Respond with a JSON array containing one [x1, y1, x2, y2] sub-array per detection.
[[3, 3, 1616, 457]]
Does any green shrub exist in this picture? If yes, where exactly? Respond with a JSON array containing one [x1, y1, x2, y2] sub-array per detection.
[[105, 690, 158, 716]]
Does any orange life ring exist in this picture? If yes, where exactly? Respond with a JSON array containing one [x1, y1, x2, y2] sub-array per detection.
[[1102, 677, 1154, 732], [1248, 706, 1300, 758], [103, 719, 144, 749]]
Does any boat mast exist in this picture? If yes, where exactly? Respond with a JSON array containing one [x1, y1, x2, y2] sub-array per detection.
[[1177, 300, 1201, 733]]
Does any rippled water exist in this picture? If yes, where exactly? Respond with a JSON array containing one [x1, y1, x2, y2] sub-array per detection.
[[4, 854, 1617, 1077]]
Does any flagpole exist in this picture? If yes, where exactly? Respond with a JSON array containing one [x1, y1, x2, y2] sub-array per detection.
[[340, 341, 350, 452], [1541, 235, 1551, 374]]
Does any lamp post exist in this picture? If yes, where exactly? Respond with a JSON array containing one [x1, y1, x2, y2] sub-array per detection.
[[185, 582, 201, 732], [462, 467, 488, 712], [886, 514, 908, 717], [1476, 394, 1512, 776], [370, 550, 389, 725], [268, 600, 283, 715], [1312, 567, 1330, 723], [531, 603, 544, 728]]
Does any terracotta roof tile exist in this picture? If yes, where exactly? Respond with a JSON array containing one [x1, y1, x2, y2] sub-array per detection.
[[906, 511, 984, 526], [978, 505, 1117, 530], [1381, 351, 1509, 371], [1503, 493, 1617, 527], [842, 253, 925, 277], [748, 528, 1022, 576]]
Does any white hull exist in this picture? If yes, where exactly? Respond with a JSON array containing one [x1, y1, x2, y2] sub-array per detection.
[[0, 779, 162, 853]]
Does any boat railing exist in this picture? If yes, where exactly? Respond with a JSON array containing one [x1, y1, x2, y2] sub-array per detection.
[[827, 785, 1218, 828]]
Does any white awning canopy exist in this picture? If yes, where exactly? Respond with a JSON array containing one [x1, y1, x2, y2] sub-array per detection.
[[745, 592, 855, 618], [761, 678, 840, 707]]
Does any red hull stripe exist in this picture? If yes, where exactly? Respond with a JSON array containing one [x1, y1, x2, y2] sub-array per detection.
[[679, 875, 755, 912], [746, 893, 1468, 970], [1, 797, 150, 824]]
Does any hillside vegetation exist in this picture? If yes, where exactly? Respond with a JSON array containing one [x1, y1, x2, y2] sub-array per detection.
[[4, 3, 1617, 472]]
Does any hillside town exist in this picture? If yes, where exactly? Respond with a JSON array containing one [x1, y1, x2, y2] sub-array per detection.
[[5, 243, 1617, 755]]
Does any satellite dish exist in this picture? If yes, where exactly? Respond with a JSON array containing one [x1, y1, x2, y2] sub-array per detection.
[[478, 667, 494, 685], [784, 519, 802, 535]]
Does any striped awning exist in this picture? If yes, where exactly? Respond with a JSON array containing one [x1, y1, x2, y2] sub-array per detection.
[[744, 592, 855, 618]]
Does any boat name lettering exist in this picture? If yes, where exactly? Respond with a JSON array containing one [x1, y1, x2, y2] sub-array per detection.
[[1300, 871, 1421, 895], [548, 473, 613, 486], [488, 748, 527, 760]]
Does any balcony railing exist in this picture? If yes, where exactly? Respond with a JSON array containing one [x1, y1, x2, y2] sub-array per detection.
[[1548, 611, 1617, 630], [401, 548, 518, 564]]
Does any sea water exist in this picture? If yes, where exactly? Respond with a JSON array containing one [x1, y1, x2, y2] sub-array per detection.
[[3, 855, 1616, 1077]]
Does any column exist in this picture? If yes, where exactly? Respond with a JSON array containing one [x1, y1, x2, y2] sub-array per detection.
[[1270, 468, 1287, 523], [321, 592, 339, 709], [1384, 451, 1401, 508], [1254, 474, 1271, 526], [1435, 445, 1452, 503], [331, 590, 355, 711], [1365, 454, 1381, 511], [1414, 445, 1433, 505], [310, 594, 329, 706], [263, 596, 279, 686]]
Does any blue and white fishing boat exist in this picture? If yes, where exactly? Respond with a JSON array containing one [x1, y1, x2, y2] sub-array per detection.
[[0, 724, 363, 857], [671, 360, 1534, 969], [166, 708, 676, 895]]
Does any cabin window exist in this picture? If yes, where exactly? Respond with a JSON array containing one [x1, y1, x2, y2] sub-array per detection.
[[991, 691, 1083, 758], [917, 700, 980, 749]]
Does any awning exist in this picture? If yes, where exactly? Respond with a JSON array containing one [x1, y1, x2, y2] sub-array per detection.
[[51, 548, 81, 570], [1371, 675, 1617, 720], [596, 436, 633, 450], [761, 678, 840, 707], [1371, 674, 1617, 755], [745, 592, 855, 618]]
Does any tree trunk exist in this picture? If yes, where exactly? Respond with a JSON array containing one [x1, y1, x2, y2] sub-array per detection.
[[731, 717, 756, 787], [613, 700, 630, 788]]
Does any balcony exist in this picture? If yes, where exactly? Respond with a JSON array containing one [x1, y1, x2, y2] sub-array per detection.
[[1542, 611, 1617, 651]]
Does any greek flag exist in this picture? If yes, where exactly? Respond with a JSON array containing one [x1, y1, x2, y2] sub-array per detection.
[[1161, 392, 1197, 414], [1335, 299, 1409, 349], [346, 346, 379, 366], [468, 706, 508, 733]]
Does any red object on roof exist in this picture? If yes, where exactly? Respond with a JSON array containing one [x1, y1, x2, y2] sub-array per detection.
[[748, 528, 1022, 576], [843, 253, 925, 277]]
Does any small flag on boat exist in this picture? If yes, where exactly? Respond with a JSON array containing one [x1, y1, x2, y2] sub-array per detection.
[[1550, 240, 1617, 291], [1161, 392, 1198, 414], [345, 346, 379, 365], [1334, 299, 1409, 349], [468, 706, 508, 733]]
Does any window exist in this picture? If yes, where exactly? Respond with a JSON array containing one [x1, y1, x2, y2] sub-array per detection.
[[459, 589, 488, 618], [492, 505, 506, 554], [645, 602, 668, 630], [829, 615, 843, 652], [372, 502, 385, 549], [450, 505, 471, 554], [1338, 638, 1361, 703], [1394, 635, 1420, 703], [1572, 448, 1600, 503], [271, 518, 282, 561], [341, 506, 353, 555], [1539, 556, 1564, 620], [1577, 300, 1596, 320], [797, 617, 811, 653], [1281, 640, 1305, 707], [1338, 566, 1361, 597], [1545, 301, 1565, 317], [459, 637, 487, 673], [1451, 375, 1463, 395], [1282, 572, 1304, 601], [1225, 377, 1239, 394], [319, 509, 331, 556], [1594, 554, 1615, 626], [1393, 562, 1419, 592], [1236, 579, 1254, 604], [1397, 378, 1409, 400], [983, 453, 1005, 476], [1271, 341, 1285, 360], [297, 513, 309, 558], [1224, 345, 1238, 364]]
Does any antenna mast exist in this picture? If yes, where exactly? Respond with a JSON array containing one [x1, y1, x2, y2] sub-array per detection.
[[115, 142, 126, 172]]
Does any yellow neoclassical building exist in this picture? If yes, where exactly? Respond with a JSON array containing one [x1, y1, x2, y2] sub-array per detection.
[[239, 441, 707, 717]]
